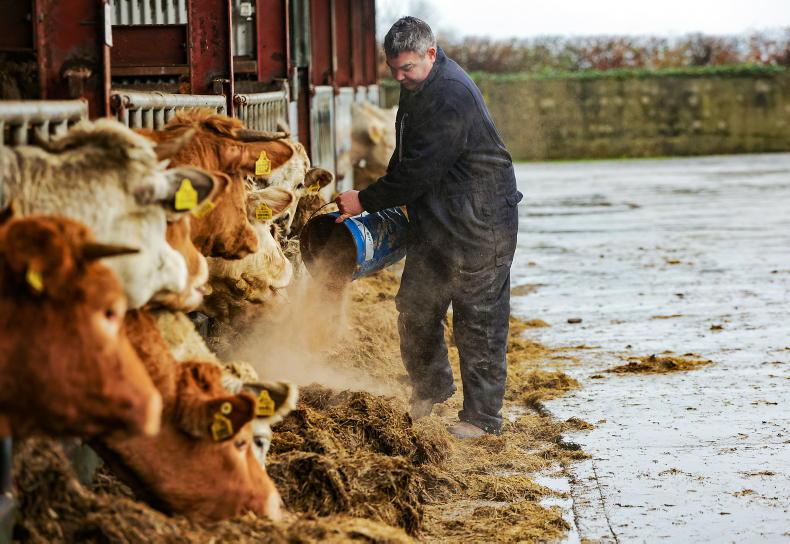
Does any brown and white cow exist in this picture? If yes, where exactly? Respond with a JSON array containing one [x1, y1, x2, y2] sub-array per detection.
[[289, 167, 336, 237], [203, 185, 296, 323], [139, 109, 333, 240], [351, 102, 397, 190], [0, 213, 161, 438], [97, 309, 290, 521], [0, 119, 218, 308]]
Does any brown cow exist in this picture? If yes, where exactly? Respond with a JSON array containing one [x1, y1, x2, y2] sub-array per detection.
[[139, 109, 333, 239], [0, 213, 161, 439], [138, 122, 258, 259], [98, 309, 286, 521]]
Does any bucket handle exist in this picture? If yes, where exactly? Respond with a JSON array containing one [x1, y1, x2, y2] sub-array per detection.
[[305, 202, 338, 225]]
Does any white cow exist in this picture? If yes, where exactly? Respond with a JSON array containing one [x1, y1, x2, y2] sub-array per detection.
[[0, 119, 215, 308]]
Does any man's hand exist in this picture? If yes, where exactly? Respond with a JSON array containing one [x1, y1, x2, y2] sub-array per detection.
[[334, 190, 364, 223]]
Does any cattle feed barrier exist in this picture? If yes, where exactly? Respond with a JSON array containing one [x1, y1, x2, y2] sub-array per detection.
[[233, 90, 289, 132], [0, 100, 88, 146], [110, 90, 226, 130]]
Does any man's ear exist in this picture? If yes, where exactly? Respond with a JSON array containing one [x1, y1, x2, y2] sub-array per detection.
[[426, 46, 437, 62]]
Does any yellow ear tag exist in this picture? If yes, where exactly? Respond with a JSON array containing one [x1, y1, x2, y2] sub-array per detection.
[[26, 269, 44, 293], [191, 199, 215, 219], [255, 151, 272, 176], [174, 178, 199, 211], [307, 182, 320, 195], [211, 412, 234, 442], [255, 203, 273, 222], [256, 390, 276, 418]]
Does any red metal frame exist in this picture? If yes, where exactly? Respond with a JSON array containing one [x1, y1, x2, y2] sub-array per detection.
[[309, 0, 332, 87], [332, 0, 352, 87], [255, 0, 290, 84], [111, 25, 188, 69], [362, 0, 376, 85], [33, 0, 110, 118], [349, 2, 365, 87], [188, 0, 234, 113]]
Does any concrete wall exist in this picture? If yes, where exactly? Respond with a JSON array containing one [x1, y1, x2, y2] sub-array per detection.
[[382, 72, 790, 161]]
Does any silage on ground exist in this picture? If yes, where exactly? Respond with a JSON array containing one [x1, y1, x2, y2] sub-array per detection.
[[12, 269, 589, 543], [607, 352, 713, 373]]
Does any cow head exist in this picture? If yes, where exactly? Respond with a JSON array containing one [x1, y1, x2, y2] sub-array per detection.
[[188, 171, 259, 260], [137, 119, 263, 260], [351, 102, 396, 190], [289, 167, 336, 237], [5, 119, 230, 308], [100, 359, 282, 522], [0, 214, 162, 438], [203, 186, 295, 324], [148, 168, 226, 312]]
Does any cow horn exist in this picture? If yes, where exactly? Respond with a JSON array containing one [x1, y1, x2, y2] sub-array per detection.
[[82, 243, 140, 261], [234, 129, 289, 142]]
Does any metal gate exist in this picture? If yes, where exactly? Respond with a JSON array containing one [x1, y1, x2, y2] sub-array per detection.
[[0, 100, 88, 146], [334, 87, 355, 192], [233, 90, 288, 132], [367, 85, 380, 107], [310, 86, 335, 174], [110, 0, 188, 25], [110, 90, 226, 129]]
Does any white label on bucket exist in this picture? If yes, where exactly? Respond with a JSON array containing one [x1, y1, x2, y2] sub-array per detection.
[[350, 218, 375, 262]]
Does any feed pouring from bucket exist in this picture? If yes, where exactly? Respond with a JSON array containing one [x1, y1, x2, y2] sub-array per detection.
[[300, 208, 409, 285]]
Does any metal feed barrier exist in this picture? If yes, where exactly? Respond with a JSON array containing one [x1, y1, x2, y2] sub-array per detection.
[[310, 86, 336, 175], [110, 90, 226, 130], [234, 90, 289, 132], [0, 100, 88, 146]]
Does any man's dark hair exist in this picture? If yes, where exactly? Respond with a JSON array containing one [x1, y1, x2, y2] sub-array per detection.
[[383, 16, 436, 58]]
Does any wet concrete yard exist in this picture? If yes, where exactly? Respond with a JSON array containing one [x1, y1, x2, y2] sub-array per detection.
[[511, 154, 790, 542]]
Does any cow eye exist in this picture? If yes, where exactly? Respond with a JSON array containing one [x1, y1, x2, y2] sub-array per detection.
[[234, 438, 248, 451]]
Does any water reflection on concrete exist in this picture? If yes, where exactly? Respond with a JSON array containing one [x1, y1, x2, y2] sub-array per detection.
[[511, 154, 790, 543]]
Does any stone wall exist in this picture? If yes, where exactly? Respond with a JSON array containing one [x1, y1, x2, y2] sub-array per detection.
[[382, 71, 790, 161]]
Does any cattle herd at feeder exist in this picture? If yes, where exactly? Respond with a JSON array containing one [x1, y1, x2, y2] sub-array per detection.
[[0, 107, 371, 523]]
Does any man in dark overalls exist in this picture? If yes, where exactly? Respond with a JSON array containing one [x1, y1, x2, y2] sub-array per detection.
[[335, 16, 521, 438]]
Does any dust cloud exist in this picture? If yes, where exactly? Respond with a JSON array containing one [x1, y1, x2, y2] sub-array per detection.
[[230, 259, 396, 397]]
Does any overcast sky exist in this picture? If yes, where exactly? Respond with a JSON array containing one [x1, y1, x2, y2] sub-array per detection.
[[377, 0, 790, 39]]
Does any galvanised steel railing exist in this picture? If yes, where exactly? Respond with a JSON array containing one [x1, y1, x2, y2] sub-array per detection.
[[110, 90, 226, 129], [0, 100, 88, 146]]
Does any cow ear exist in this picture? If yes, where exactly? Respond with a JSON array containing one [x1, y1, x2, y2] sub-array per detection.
[[241, 381, 298, 425], [0, 218, 74, 296], [205, 394, 256, 442], [154, 128, 196, 161], [175, 362, 257, 441], [251, 187, 294, 220], [367, 121, 385, 144], [304, 168, 334, 189], [160, 166, 219, 218]]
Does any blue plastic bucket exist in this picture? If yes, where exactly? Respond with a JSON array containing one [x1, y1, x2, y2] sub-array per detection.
[[300, 208, 409, 281]]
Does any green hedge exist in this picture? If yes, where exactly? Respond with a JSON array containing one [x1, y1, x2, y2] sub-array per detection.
[[380, 64, 789, 88]]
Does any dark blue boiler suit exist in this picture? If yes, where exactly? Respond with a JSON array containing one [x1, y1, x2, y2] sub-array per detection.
[[358, 48, 522, 433]]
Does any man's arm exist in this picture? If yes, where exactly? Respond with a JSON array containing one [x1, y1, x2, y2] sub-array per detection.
[[358, 84, 470, 213]]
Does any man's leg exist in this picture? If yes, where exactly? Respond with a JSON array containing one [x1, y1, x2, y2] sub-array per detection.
[[451, 263, 511, 434], [395, 244, 456, 406]]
